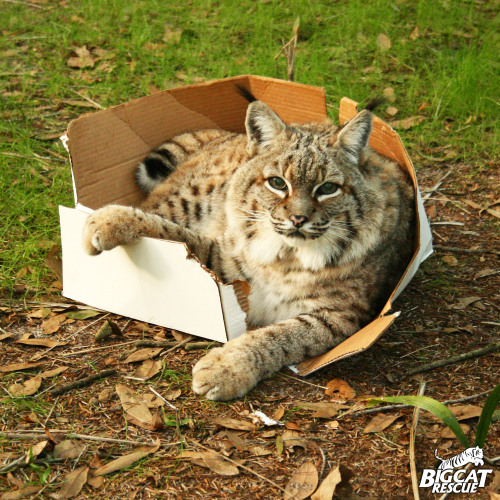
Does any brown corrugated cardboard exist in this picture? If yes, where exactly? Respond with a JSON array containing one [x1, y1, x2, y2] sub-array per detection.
[[60, 75, 432, 376]]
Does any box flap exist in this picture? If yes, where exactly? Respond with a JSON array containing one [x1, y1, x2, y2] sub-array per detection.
[[66, 76, 327, 211], [59, 205, 237, 342]]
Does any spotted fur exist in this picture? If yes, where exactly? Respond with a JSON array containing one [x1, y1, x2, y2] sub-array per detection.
[[82, 98, 415, 400]]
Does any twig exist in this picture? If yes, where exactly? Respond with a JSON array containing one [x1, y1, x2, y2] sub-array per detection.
[[189, 439, 286, 492], [61, 339, 137, 356], [135, 340, 178, 348], [434, 245, 500, 256], [410, 381, 426, 500], [0, 454, 27, 474], [408, 341, 500, 375], [279, 373, 327, 391], [70, 89, 104, 109], [42, 396, 59, 426], [2, 430, 175, 446], [345, 389, 493, 417], [422, 170, 452, 202], [149, 386, 177, 411], [274, 17, 300, 81], [184, 341, 220, 351], [49, 369, 117, 397], [71, 312, 110, 337], [3, 0, 46, 9]]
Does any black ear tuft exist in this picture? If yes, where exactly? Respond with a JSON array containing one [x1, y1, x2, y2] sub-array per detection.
[[236, 84, 258, 103], [364, 97, 385, 112]]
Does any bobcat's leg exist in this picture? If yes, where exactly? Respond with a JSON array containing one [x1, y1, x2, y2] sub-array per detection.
[[82, 205, 225, 275], [192, 307, 360, 401]]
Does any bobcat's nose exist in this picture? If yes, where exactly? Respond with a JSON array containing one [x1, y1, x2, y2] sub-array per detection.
[[289, 214, 308, 228]]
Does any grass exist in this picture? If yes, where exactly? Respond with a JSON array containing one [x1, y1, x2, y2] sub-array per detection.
[[0, 0, 498, 295]]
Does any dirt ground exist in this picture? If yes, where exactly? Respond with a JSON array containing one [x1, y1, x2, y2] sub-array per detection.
[[0, 161, 499, 499]]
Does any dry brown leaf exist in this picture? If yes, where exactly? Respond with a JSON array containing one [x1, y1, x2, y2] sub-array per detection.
[[9, 376, 42, 397], [39, 366, 69, 378], [299, 402, 345, 419], [133, 359, 161, 380], [41, 314, 66, 334], [86, 474, 105, 489], [325, 379, 356, 400], [281, 430, 307, 450], [163, 388, 182, 401], [311, 465, 342, 500], [67, 46, 95, 69], [94, 440, 160, 476], [442, 255, 458, 266], [441, 423, 470, 439], [180, 450, 239, 476], [383, 87, 395, 103], [475, 268, 498, 279], [58, 466, 89, 498], [386, 106, 399, 116], [53, 440, 86, 459], [362, 414, 400, 434], [15, 338, 65, 348], [115, 384, 154, 425], [0, 362, 42, 373], [171, 331, 194, 343], [123, 348, 162, 364], [272, 407, 285, 421], [389, 115, 425, 130], [449, 405, 483, 421], [376, 33, 391, 51], [284, 461, 318, 500], [448, 296, 482, 310], [163, 24, 182, 43], [224, 431, 249, 451], [1, 485, 41, 499], [409, 26, 420, 40], [29, 440, 48, 460], [326, 420, 340, 430], [95, 320, 122, 342], [285, 422, 302, 431], [210, 417, 256, 431]]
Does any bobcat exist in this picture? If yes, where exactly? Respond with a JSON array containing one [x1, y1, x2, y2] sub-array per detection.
[[82, 93, 415, 401]]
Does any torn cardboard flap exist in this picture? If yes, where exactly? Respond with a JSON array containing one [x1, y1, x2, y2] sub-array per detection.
[[59, 75, 432, 375]]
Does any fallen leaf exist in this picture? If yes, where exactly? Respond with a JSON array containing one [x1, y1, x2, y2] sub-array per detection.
[[95, 320, 122, 342], [86, 474, 104, 489], [409, 26, 419, 40], [0, 362, 42, 373], [475, 268, 498, 279], [299, 402, 346, 419], [441, 423, 470, 439], [448, 296, 482, 310], [311, 465, 342, 500], [9, 376, 42, 397], [281, 430, 307, 450], [386, 106, 398, 116], [53, 440, 86, 459], [41, 314, 66, 334], [115, 384, 154, 425], [376, 33, 391, 51], [133, 359, 161, 380], [171, 331, 194, 343], [383, 87, 395, 103], [39, 366, 69, 378], [1, 485, 41, 499], [325, 379, 356, 400], [284, 461, 318, 500], [273, 407, 285, 421], [15, 338, 65, 348], [449, 405, 483, 421], [389, 115, 425, 130], [163, 23, 182, 43], [45, 244, 62, 281], [67, 46, 95, 69], [326, 420, 340, 430], [442, 255, 458, 266], [29, 440, 48, 460], [65, 309, 101, 320], [94, 440, 160, 476], [163, 388, 182, 401], [210, 417, 256, 431], [180, 451, 239, 476], [362, 414, 400, 433], [57, 466, 89, 498], [123, 348, 162, 363]]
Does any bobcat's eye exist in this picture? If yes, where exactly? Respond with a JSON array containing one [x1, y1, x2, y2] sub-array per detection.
[[268, 177, 287, 190], [314, 182, 341, 200]]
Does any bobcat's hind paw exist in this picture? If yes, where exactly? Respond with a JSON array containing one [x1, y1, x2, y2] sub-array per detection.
[[192, 347, 259, 401], [82, 205, 139, 255]]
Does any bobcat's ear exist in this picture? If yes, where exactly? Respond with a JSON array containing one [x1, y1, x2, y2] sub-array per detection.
[[245, 101, 287, 155], [335, 109, 373, 164]]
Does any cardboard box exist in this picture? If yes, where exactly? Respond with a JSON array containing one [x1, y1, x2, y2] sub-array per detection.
[[59, 75, 432, 375]]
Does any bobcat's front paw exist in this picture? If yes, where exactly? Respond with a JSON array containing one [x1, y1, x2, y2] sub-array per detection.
[[82, 205, 139, 255], [192, 346, 259, 401]]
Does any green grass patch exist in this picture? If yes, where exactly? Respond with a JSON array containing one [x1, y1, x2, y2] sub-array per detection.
[[1, 0, 498, 295]]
